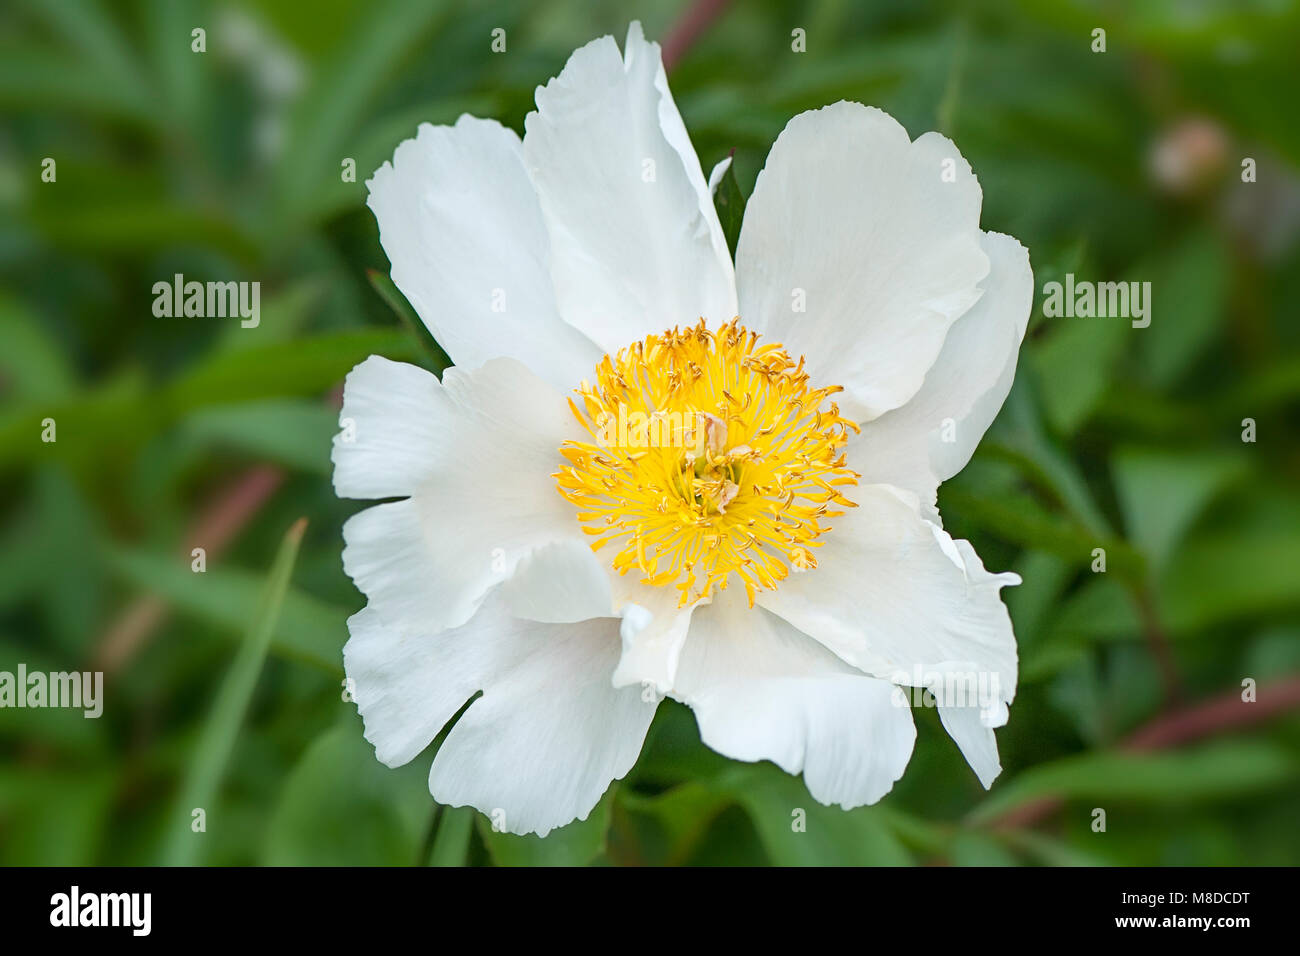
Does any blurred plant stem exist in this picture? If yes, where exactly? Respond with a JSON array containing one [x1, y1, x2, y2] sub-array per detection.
[[161, 518, 307, 866], [1134, 586, 1184, 706], [94, 465, 285, 675], [662, 0, 732, 71]]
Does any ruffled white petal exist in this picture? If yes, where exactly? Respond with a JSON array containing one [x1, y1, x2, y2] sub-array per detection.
[[425, 602, 658, 836], [522, 22, 736, 354], [735, 101, 989, 421], [642, 21, 733, 265], [672, 588, 916, 809], [758, 483, 1019, 704], [345, 598, 656, 836], [334, 356, 590, 636], [855, 232, 1034, 519], [344, 604, 492, 768], [366, 115, 603, 392], [331, 355, 453, 501]]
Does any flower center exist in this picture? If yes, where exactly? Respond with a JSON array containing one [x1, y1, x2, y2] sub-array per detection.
[[554, 319, 859, 607]]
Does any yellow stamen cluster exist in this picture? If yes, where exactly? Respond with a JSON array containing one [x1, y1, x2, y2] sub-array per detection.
[[554, 319, 860, 607]]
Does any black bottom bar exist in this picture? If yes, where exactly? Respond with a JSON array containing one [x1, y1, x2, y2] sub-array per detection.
[[0, 866, 1276, 941]]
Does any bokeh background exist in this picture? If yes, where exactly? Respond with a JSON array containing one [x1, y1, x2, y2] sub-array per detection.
[[2, 0, 1299, 866]]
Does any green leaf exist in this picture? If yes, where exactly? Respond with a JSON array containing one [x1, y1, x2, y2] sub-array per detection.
[[184, 400, 341, 475], [1112, 447, 1248, 570], [105, 545, 345, 675], [275, 0, 452, 224], [1000, 829, 1111, 866], [625, 764, 912, 866], [1162, 531, 1300, 631], [0, 767, 116, 866], [426, 807, 475, 867], [142, 0, 205, 126], [264, 718, 432, 866], [477, 787, 616, 866], [214, 280, 329, 352], [1004, 550, 1075, 649], [366, 269, 450, 374], [729, 765, 913, 866], [30, 467, 106, 651], [0, 372, 147, 472], [1027, 309, 1128, 435], [941, 487, 1143, 580], [0, 51, 154, 124], [948, 830, 1020, 866], [617, 777, 737, 864], [17, 0, 149, 106], [711, 152, 746, 258], [982, 380, 1114, 536], [162, 518, 307, 865], [1048, 647, 1162, 745], [969, 740, 1296, 825], [0, 294, 77, 402], [30, 200, 261, 260], [0, 636, 109, 756], [164, 329, 416, 413], [1137, 230, 1228, 388], [1022, 577, 1145, 682], [0, 329, 411, 473]]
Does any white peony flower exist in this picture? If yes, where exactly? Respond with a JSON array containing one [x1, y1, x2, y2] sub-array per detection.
[[334, 22, 1032, 837]]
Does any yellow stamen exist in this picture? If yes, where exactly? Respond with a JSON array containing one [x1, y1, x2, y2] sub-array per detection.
[[553, 319, 859, 607]]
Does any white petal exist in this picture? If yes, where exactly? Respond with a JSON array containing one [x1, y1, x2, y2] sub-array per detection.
[[366, 114, 603, 392], [609, 576, 701, 693], [672, 588, 916, 809], [938, 700, 1005, 789], [735, 102, 989, 421], [344, 604, 491, 767], [336, 356, 586, 635], [855, 232, 1034, 518], [426, 603, 658, 836], [522, 22, 735, 354], [346, 598, 656, 836], [707, 155, 733, 195], [641, 20, 732, 256], [331, 355, 448, 500], [758, 483, 1019, 702], [498, 539, 612, 624]]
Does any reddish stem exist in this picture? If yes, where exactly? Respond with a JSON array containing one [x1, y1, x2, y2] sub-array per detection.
[[661, 0, 733, 71], [986, 675, 1300, 831], [95, 465, 286, 674], [1124, 674, 1300, 750]]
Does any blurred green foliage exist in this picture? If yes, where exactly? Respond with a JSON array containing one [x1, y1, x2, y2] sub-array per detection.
[[2, 0, 1299, 866]]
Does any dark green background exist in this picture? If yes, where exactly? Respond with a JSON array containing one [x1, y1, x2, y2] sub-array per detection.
[[2, 0, 1299, 865]]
